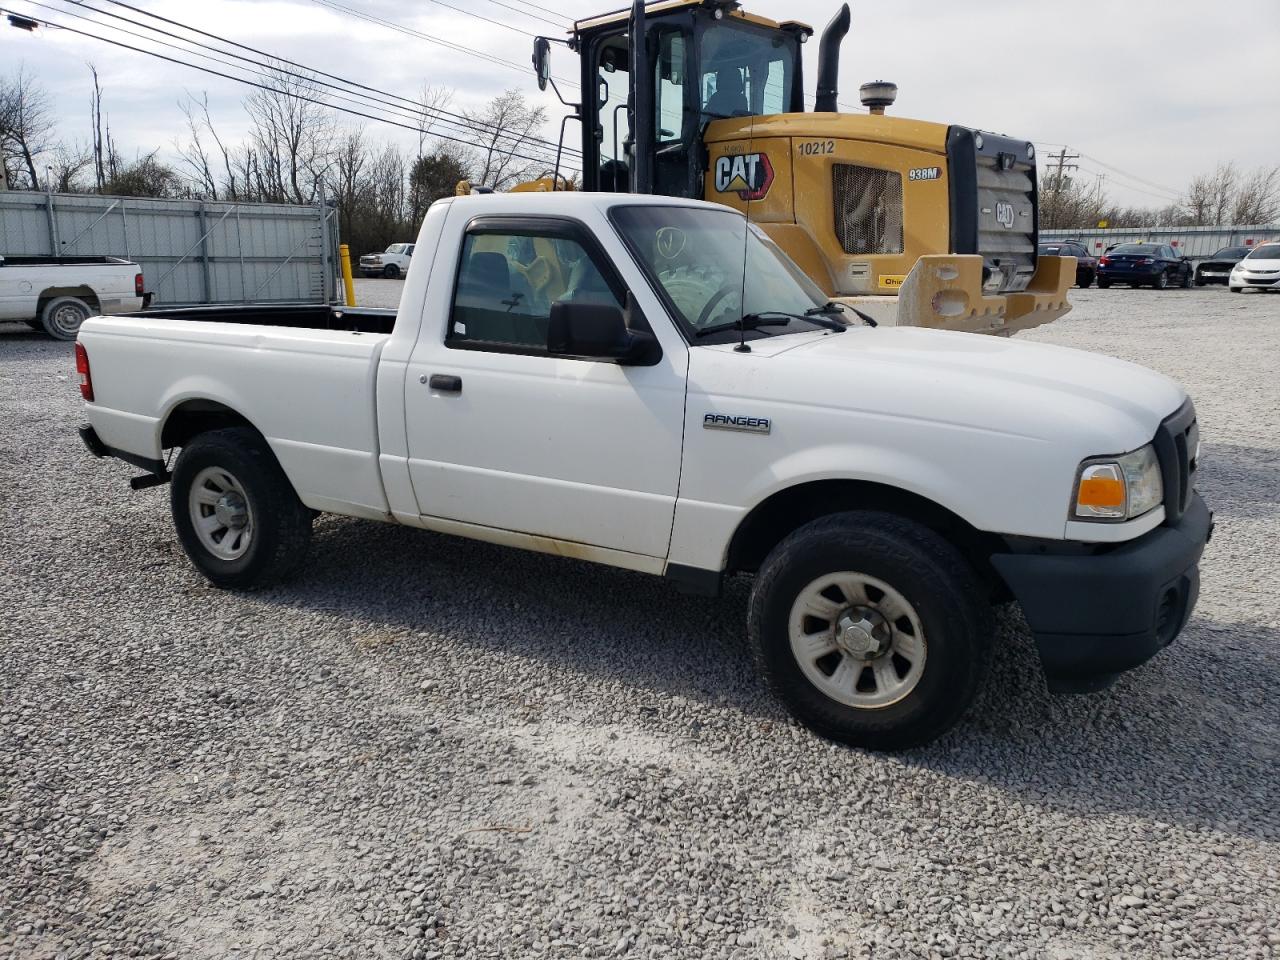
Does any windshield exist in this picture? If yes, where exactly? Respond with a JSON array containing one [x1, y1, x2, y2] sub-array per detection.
[[1246, 243, 1280, 259], [387, 243, 407, 254], [610, 205, 834, 342], [1110, 243, 1162, 255], [1211, 246, 1249, 259], [1038, 244, 1062, 255]]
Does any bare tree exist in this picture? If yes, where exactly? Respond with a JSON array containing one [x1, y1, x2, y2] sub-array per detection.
[[0, 65, 55, 189], [1230, 166, 1280, 225], [48, 141, 93, 192], [412, 84, 454, 157], [242, 63, 335, 203], [462, 89, 547, 191]]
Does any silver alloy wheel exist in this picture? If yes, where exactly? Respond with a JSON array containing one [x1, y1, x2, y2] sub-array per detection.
[[788, 571, 927, 709], [188, 466, 254, 560], [47, 300, 90, 338]]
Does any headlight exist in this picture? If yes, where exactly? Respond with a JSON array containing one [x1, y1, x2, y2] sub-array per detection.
[[1073, 444, 1163, 521]]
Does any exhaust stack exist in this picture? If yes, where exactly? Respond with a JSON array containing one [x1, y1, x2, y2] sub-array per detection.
[[813, 3, 850, 113]]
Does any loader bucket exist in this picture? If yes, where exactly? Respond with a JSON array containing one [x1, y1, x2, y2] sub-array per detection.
[[838, 254, 1075, 335]]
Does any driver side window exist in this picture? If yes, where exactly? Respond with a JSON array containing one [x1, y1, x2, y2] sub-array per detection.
[[448, 228, 624, 354]]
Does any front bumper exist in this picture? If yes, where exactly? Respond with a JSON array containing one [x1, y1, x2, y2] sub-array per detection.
[[990, 493, 1212, 693], [1099, 268, 1161, 284]]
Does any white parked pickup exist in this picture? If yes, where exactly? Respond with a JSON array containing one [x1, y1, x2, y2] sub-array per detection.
[[75, 193, 1211, 749], [0, 255, 147, 340], [358, 242, 415, 279]]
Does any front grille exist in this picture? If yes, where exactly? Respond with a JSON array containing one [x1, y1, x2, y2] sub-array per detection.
[[975, 163, 1035, 289], [1153, 399, 1197, 525], [832, 164, 904, 256]]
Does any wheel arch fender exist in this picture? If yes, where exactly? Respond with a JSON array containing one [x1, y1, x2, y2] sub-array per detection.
[[724, 469, 1008, 595], [158, 393, 311, 502], [38, 285, 101, 313]]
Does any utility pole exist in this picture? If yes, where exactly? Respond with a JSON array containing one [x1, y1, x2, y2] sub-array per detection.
[[1046, 147, 1079, 229]]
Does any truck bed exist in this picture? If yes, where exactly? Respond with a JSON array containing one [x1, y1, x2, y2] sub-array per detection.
[[125, 303, 397, 335]]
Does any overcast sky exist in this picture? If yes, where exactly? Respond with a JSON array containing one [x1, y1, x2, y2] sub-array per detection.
[[4, 0, 1278, 208]]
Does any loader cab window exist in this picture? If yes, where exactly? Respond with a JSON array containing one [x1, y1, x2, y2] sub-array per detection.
[[700, 21, 793, 121]]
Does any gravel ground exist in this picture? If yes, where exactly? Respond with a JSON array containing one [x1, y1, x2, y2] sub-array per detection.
[[2, 287, 1277, 960]]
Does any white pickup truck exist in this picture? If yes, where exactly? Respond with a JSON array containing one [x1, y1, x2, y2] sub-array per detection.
[[76, 193, 1211, 749], [358, 242, 415, 279], [0, 255, 147, 340]]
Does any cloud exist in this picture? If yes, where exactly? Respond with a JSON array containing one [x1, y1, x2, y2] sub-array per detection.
[[5, 0, 1277, 207]]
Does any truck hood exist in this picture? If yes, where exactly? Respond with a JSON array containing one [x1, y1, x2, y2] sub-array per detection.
[[697, 325, 1186, 449]]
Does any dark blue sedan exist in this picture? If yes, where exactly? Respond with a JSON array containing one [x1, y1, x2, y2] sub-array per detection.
[[1097, 243, 1194, 289]]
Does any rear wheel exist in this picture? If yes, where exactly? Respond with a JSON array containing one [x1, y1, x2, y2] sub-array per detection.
[[40, 296, 93, 340], [381, 264, 400, 279], [748, 511, 991, 751], [1097, 278, 1112, 289], [1076, 270, 1094, 288], [171, 427, 313, 589]]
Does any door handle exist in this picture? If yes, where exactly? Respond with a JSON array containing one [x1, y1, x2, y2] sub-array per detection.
[[427, 373, 462, 393]]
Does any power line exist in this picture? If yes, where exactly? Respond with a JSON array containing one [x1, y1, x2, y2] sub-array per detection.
[[306, 0, 581, 89], [1076, 151, 1182, 198], [476, 0, 570, 31], [1, 5, 578, 172], [56, 0, 580, 165], [1077, 167, 1181, 204], [30, 0, 557, 165]]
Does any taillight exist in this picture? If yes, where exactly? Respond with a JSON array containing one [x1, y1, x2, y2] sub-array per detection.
[[74, 341, 94, 402], [1099, 256, 1111, 266], [1139, 258, 1155, 265], [134, 272, 145, 297]]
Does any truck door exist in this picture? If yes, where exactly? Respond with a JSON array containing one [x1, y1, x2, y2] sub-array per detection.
[[402, 215, 688, 560]]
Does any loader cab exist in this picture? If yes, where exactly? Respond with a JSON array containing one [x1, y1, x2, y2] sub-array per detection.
[[567, 1, 808, 198]]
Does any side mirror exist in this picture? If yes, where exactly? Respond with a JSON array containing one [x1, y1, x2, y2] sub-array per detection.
[[548, 299, 661, 365], [532, 37, 551, 92]]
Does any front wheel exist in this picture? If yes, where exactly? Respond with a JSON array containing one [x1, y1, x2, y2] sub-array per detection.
[[1229, 286, 1243, 294], [171, 427, 313, 589], [41, 296, 93, 340], [381, 264, 401, 279], [1181, 270, 1194, 289], [748, 512, 991, 751], [1152, 270, 1169, 290]]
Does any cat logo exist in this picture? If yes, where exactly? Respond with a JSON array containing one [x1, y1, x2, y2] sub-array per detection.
[[995, 201, 1016, 229], [713, 152, 774, 201]]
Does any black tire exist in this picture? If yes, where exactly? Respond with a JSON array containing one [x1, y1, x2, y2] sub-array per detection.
[[1152, 270, 1168, 290], [40, 296, 93, 340], [1097, 278, 1111, 289], [381, 264, 400, 279], [170, 427, 312, 589], [1181, 269, 1194, 289], [1076, 270, 1094, 289], [747, 511, 991, 751], [1229, 286, 1243, 294]]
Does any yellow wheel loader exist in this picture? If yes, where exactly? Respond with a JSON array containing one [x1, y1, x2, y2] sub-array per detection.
[[524, 0, 1074, 334]]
